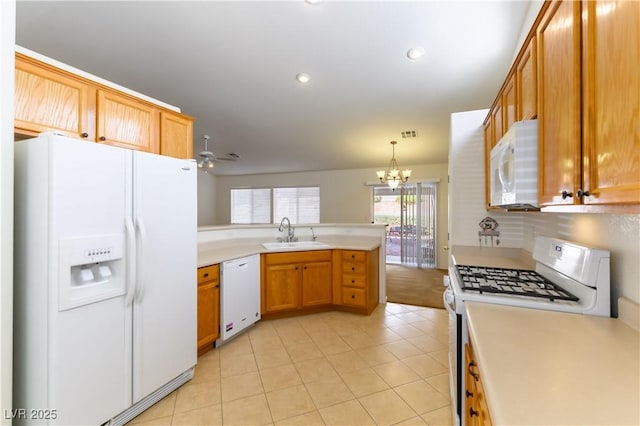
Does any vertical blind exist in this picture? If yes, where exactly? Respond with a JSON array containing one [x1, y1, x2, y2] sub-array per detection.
[[230, 188, 271, 223], [230, 187, 320, 224], [274, 187, 320, 224]]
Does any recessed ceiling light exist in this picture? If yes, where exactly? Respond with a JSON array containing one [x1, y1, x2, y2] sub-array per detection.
[[407, 47, 425, 60], [296, 73, 311, 84], [305, 0, 321, 4]]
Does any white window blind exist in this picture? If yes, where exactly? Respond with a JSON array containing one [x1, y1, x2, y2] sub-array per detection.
[[230, 188, 271, 224], [273, 187, 320, 224]]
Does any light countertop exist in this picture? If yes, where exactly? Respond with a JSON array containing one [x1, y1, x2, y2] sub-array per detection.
[[451, 245, 535, 270], [466, 302, 640, 425], [198, 235, 381, 267]]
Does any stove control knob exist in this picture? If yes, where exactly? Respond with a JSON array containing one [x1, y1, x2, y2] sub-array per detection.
[[444, 290, 454, 305]]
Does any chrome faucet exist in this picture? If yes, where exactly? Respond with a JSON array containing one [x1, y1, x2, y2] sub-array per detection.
[[278, 216, 297, 242], [310, 227, 317, 241]]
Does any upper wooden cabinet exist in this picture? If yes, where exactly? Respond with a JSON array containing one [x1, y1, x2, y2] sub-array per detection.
[[96, 89, 159, 153], [537, 0, 583, 206], [538, 0, 640, 208], [160, 111, 194, 159], [14, 52, 194, 160], [15, 56, 94, 140], [516, 36, 537, 121], [502, 73, 516, 132], [484, 0, 639, 211], [580, 0, 640, 206]]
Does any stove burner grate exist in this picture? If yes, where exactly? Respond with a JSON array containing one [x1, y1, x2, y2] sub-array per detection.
[[455, 265, 579, 302]]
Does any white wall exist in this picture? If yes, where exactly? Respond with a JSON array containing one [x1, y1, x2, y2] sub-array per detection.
[[210, 164, 450, 269], [197, 171, 217, 226], [1, 0, 15, 422]]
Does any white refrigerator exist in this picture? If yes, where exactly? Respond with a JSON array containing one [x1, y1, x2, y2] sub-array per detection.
[[13, 133, 197, 425]]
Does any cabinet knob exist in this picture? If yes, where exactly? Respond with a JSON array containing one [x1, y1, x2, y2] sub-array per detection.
[[561, 190, 573, 200], [466, 390, 473, 398], [203, 273, 208, 278], [351, 267, 355, 271], [351, 255, 355, 259], [351, 294, 355, 299], [99, 136, 106, 141], [469, 407, 479, 417], [351, 279, 355, 283], [81, 132, 89, 138], [577, 189, 590, 198]]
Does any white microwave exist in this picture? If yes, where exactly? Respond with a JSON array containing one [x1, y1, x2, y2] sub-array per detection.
[[490, 119, 539, 209]]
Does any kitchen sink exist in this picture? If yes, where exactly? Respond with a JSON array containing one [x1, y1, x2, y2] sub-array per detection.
[[262, 241, 331, 250]]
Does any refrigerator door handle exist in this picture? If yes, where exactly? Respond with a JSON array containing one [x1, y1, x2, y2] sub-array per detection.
[[135, 215, 147, 302], [125, 216, 136, 306]]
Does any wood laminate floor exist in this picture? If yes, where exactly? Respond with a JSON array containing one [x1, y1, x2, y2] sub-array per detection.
[[385, 265, 447, 309]]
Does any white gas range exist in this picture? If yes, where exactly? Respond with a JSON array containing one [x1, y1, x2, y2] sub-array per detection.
[[443, 236, 611, 426]]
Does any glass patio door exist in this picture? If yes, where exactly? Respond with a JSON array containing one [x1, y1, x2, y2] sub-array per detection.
[[373, 182, 437, 267]]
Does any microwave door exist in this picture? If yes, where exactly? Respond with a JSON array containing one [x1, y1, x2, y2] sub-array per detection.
[[498, 142, 516, 204]]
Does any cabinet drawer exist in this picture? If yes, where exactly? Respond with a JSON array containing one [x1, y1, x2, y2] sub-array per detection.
[[198, 264, 219, 284], [342, 250, 366, 262], [342, 287, 366, 307], [264, 250, 332, 265], [342, 274, 365, 289], [342, 261, 366, 275]]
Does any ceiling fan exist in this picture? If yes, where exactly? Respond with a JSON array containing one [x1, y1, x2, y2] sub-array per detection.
[[196, 135, 239, 171]]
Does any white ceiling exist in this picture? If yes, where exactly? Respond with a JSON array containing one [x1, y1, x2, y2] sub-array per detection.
[[16, 1, 532, 176]]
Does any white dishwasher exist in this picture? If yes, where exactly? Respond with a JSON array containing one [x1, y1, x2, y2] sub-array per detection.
[[219, 254, 261, 343]]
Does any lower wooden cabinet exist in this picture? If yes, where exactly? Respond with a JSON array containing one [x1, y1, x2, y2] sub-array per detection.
[[261, 250, 332, 316], [465, 341, 492, 426], [333, 248, 379, 314], [197, 264, 220, 355]]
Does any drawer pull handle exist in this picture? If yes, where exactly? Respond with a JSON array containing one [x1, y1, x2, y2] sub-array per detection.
[[469, 407, 479, 417]]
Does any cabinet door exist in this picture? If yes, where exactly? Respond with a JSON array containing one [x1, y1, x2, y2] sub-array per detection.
[[581, 0, 640, 205], [301, 261, 332, 307], [197, 281, 219, 351], [517, 36, 537, 121], [264, 264, 300, 312], [15, 57, 93, 139], [96, 89, 159, 153], [491, 104, 504, 142], [160, 111, 193, 159], [502, 73, 516, 132], [537, 0, 582, 206]]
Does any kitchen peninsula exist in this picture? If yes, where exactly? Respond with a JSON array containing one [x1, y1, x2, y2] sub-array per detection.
[[196, 224, 386, 352]]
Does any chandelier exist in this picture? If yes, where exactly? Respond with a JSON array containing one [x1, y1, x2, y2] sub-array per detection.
[[376, 140, 411, 189]]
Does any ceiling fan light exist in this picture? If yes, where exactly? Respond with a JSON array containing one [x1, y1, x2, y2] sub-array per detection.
[[207, 161, 215, 169]]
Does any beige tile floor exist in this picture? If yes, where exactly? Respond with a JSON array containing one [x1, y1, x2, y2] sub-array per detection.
[[128, 303, 453, 426]]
